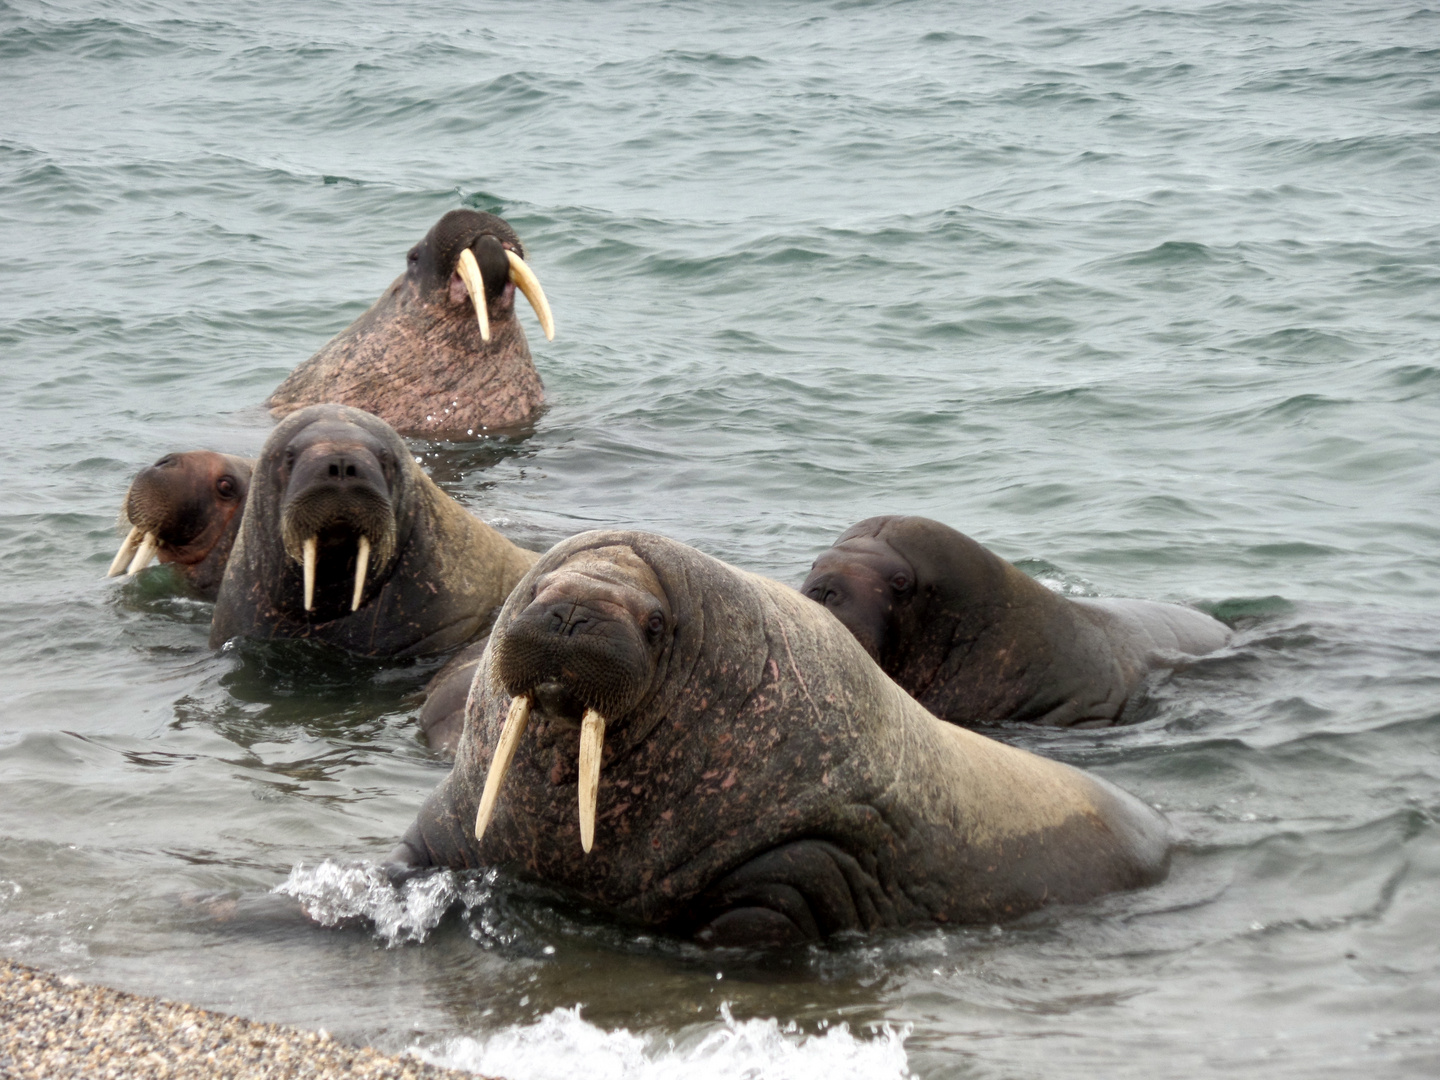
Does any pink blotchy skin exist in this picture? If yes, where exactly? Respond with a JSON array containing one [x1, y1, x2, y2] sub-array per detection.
[[266, 211, 546, 437]]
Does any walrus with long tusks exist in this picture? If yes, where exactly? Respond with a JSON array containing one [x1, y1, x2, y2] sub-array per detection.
[[210, 406, 538, 687], [266, 210, 555, 436], [801, 515, 1231, 729], [388, 531, 1172, 946], [106, 451, 253, 600]]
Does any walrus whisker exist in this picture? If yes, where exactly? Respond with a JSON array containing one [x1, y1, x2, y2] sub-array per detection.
[[125, 531, 159, 576], [578, 707, 606, 854], [456, 247, 491, 343], [351, 535, 371, 612], [302, 535, 318, 612], [108, 524, 143, 577], [475, 693, 532, 844], [506, 250, 555, 342]]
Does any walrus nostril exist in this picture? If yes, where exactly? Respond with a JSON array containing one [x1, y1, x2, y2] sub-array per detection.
[[543, 603, 594, 637]]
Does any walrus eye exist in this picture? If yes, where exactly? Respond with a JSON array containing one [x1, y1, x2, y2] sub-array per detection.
[[216, 476, 237, 499], [891, 573, 910, 593], [645, 611, 665, 636], [407, 247, 419, 265]]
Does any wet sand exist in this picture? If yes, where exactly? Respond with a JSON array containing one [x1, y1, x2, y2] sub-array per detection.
[[0, 958, 485, 1079]]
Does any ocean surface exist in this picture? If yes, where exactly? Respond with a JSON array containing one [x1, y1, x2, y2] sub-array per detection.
[[2, 1, 1439, 1076]]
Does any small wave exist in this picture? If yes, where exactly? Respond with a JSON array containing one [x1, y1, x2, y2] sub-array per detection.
[[416, 1003, 912, 1080], [273, 860, 488, 947]]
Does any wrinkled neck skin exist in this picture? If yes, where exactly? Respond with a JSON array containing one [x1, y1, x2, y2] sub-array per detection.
[[267, 273, 543, 437], [210, 407, 536, 659], [393, 532, 1170, 945]]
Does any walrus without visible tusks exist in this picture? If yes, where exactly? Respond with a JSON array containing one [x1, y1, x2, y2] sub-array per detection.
[[210, 406, 538, 689], [267, 210, 555, 436], [388, 531, 1172, 946], [801, 515, 1231, 729], [106, 451, 253, 600]]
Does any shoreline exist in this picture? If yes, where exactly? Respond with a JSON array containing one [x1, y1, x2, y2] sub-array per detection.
[[0, 958, 487, 1080]]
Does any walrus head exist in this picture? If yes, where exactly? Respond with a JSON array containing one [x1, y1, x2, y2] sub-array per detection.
[[404, 209, 554, 346], [272, 413, 405, 617], [479, 546, 674, 853], [108, 451, 252, 580], [801, 517, 922, 662]]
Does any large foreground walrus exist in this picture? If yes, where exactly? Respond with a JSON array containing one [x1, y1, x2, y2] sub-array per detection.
[[106, 451, 253, 600], [210, 405, 537, 671], [801, 516, 1231, 729], [388, 531, 1172, 946], [266, 210, 555, 436]]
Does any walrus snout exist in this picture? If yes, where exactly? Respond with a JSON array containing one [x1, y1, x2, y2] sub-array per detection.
[[477, 545, 672, 855], [414, 209, 555, 346], [491, 595, 654, 720]]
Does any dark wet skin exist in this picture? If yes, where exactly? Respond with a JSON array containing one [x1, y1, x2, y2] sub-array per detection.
[[118, 451, 253, 600], [389, 531, 1172, 947], [266, 210, 548, 437], [210, 404, 537, 662], [802, 515, 1231, 729]]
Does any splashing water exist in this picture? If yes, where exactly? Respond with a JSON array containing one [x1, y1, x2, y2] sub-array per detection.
[[416, 1002, 913, 1080], [273, 860, 490, 947]]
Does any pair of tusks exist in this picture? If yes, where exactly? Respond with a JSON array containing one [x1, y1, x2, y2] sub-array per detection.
[[300, 535, 371, 613], [455, 247, 555, 344], [106, 524, 159, 578], [474, 694, 607, 854]]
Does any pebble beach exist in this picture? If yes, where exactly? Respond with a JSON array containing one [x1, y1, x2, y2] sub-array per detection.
[[0, 959, 482, 1080]]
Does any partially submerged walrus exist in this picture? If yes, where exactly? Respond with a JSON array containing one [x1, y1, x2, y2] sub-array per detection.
[[801, 515, 1231, 729], [106, 451, 253, 600], [389, 531, 1172, 946], [210, 405, 538, 672], [267, 210, 556, 436]]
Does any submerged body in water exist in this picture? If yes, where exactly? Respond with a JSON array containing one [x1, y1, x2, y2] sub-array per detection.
[[802, 515, 1231, 728], [210, 404, 538, 664]]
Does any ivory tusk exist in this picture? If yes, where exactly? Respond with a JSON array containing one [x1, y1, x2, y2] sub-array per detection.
[[578, 708, 606, 854], [302, 535, 318, 612], [108, 525, 143, 577], [351, 535, 371, 612], [506, 249, 555, 342], [456, 247, 491, 342], [126, 532, 159, 576], [475, 694, 532, 844]]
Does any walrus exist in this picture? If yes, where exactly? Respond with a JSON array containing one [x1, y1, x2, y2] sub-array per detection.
[[387, 531, 1172, 946], [210, 405, 538, 675], [266, 210, 555, 436], [800, 516, 1231, 729], [106, 451, 253, 600]]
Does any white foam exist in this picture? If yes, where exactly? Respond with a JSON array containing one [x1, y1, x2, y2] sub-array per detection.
[[273, 860, 489, 947], [415, 1002, 912, 1080]]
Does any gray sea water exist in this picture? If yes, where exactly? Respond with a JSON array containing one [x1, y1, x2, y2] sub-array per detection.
[[2, 1, 1439, 1076]]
